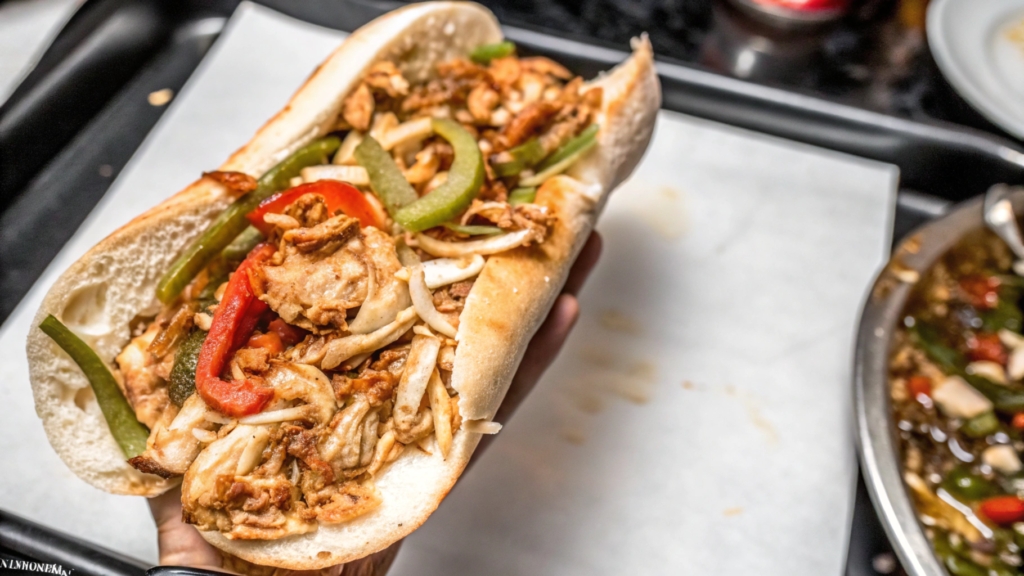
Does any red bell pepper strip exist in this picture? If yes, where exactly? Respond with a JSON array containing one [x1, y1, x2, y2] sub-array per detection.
[[1013, 413, 1024, 430], [960, 275, 1001, 310], [968, 332, 1007, 365], [979, 495, 1024, 525], [907, 376, 932, 401], [246, 180, 382, 234], [247, 332, 284, 356], [195, 243, 276, 417], [268, 318, 306, 347]]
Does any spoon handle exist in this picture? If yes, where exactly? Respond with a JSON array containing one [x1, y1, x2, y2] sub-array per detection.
[[984, 185, 1024, 262]]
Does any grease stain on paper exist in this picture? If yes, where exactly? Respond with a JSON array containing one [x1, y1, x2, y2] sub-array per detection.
[[676, 381, 779, 446], [558, 346, 660, 445], [623, 183, 689, 241], [599, 309, 644, 335]]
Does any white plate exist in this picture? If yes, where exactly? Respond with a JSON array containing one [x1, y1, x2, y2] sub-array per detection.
[[928, 0, 1024, 140]]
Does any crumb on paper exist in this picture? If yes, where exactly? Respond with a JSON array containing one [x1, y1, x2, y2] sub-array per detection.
[[599, 309, 643, 335], [148, 88, 174, 106], [741, 393, 779, 445], [723, 507, 743, 517], [723, 384, 736, 396], [562, 429, 586, 445], [682, 380, 696, 390], [568, 350, 659, 407]]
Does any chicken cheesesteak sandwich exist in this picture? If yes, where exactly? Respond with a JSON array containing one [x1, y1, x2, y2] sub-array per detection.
[[26, 2, 660, 568]]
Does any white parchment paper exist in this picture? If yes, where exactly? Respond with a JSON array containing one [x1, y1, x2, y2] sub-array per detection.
[[0, 0, 82, 105], [0, 4, 897, 572]]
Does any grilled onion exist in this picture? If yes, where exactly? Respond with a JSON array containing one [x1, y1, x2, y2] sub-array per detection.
[[415, 229, 531, 258], [422, 255, 485, 289], [409, 266, 457, 338]]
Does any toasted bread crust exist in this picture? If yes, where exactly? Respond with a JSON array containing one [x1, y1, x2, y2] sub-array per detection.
[[26, 2, 659, 568]]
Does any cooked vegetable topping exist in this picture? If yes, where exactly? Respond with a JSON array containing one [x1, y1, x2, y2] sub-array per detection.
[[221, 226, 264, 262], [156, 137, 341, 303], [508, 186, 537, 206], [469, 41, 515, 64], [392, 119, 485, 232], [354, 135, 419, 215], [893, 228, 1024, 571], [444, 223, 503, 236], [39, 315, 150, 458], [168, 329, 206, 407], [247, 179, 382, 233], [491, 138, 545, 177], [193, 243, 276, 417], [519, 123, 598, 187]]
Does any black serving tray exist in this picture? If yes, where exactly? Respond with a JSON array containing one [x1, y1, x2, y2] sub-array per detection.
[[0, 1, 1019, 574]]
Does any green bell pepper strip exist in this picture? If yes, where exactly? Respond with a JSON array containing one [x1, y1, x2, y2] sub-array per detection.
[[444, 223, 503, 236], [910, 323, 1024, 412], [943, 466, 998, 501], [537, 124, 600, 171], [961, 411, 1000, 438], [491, 139, 545, 177], [168, 329, 207, 407], [155, 137, 341, 303], [965, 375, 1024, 413], [470, 41, 515, 64], [519, 124, 599, 187], [393, 119, 485, 232], [39, 315, 150, 458], [909, 324, 964, 374], [508, 187, 537, 206], [355, 135, 418, 215], [221, 226, 264, 262]]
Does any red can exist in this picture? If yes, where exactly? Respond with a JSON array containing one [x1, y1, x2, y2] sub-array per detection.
[[728, 0, 851, 26]]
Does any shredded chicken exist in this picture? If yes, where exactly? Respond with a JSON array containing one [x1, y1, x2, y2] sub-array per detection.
[[115, 321, 173, 428], [261, 199, 404, 334], [342, 83, 374, 131]]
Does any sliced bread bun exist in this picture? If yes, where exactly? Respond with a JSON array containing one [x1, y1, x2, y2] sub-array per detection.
[[26, 2, 660, 568]]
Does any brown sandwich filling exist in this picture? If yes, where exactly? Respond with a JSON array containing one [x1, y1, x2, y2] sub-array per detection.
[[114, 46, 603, 540]]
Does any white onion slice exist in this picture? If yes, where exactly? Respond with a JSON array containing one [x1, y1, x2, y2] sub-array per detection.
[[319, 306, 418, 370], [409, 266, 457, 338], [415, 229, 531, 258], [238, 405, 311, 425], [393, 335, 441, 435], [463, 419, 502, 434], [380, 117, 433, 150], [203, 411, 233, 425], [192, 428, 217, 443], [235, 426, 270, 476], [349, 260, 411, 335], [333, 130, 363, 165], [422, 255, 485, 289], [301, 165, 370, 186]]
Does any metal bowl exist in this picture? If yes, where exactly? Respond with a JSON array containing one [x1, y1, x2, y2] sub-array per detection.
[[854, 189, 1024, 576]]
